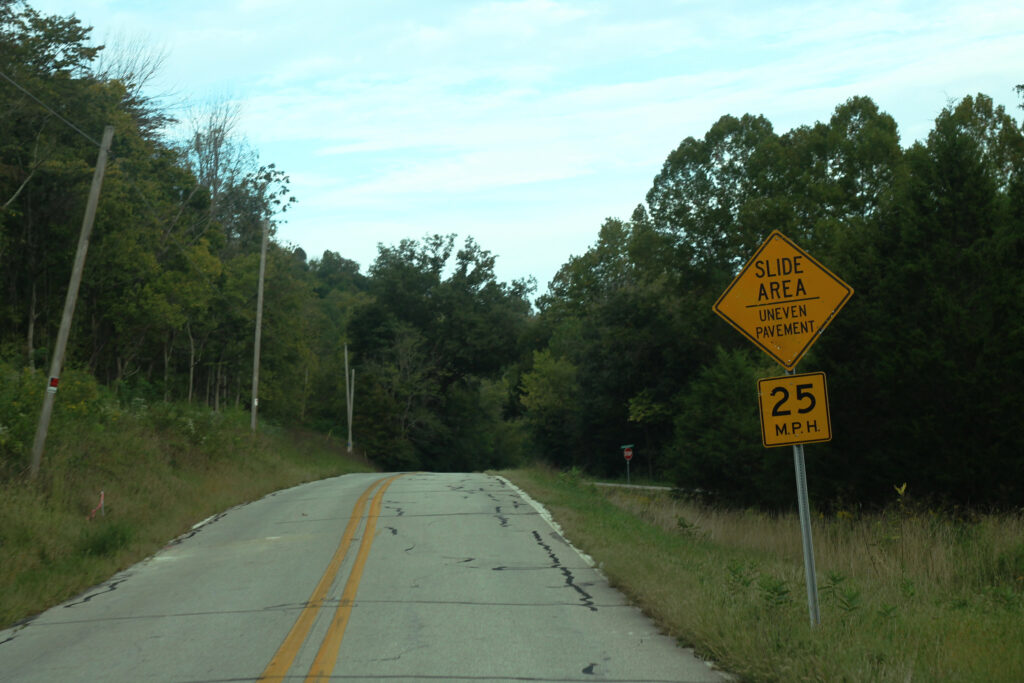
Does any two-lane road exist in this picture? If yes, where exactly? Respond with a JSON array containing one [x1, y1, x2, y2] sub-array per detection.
[[1, 472, 728, 682]]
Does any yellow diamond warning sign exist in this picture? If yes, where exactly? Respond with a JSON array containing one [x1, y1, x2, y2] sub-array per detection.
[[713, 231, 852, 369], [757, 372, 832, 447]]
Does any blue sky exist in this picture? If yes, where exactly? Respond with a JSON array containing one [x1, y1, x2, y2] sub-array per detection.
[[31, 0, 1024, 291]]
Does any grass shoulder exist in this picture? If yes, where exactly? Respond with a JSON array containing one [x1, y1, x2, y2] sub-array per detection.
[[502, 464, 1024, 683], [0, 402, 371, 630]]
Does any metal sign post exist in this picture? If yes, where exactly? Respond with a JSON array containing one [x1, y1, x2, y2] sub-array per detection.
[[713, 230, 852, 628], [792, 434, 821, 626], [758, 368, 825, 625], [621, 444, 634, 484]]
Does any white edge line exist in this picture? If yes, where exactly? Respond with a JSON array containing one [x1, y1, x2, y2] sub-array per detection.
[[498, 475, 736, 681], [495, 475, 599, 571], [191, 514, 217, 531]]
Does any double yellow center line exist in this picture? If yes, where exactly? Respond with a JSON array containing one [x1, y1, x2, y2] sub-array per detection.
[[259, 473, 406, 682]]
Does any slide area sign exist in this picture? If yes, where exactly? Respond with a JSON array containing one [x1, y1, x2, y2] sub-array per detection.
[[757, 372, 832, 448], [713, 231, 853, 369]]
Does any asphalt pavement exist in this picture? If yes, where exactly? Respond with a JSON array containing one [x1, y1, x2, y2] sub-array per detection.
[[0, 472, 729, 682]]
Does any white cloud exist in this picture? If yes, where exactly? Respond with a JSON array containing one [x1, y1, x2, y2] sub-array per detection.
[[25, 0, 1024, 287]]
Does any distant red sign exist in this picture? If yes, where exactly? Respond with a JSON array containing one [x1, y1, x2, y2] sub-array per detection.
[[623, 447, 633, 461]]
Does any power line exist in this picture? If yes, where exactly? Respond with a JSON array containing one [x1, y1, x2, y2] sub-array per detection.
[[0, 68, 101, 147]]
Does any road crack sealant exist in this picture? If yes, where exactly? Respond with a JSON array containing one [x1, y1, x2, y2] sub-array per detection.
[[0, 504, 235, 641], [162, 507, 233, 548], [496, 475, 737, 683], [62, 576, 131, 608], [494, 476, 599, 570], [495, 505, 510, 527], [530, 530, 597, 612], [494, 475, 601, 612]]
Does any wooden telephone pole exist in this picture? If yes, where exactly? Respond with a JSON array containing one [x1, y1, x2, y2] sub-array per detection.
[[251, 220, 269, 432], [344, 344, 355, 453], [30, 125, 114, 479]]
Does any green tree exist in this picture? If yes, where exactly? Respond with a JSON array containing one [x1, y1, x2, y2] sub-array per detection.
[[818, 93, 1024, 505], [670, 347, 789, 507], [350, 235, 531, 470], [520, 349, 579, 467]]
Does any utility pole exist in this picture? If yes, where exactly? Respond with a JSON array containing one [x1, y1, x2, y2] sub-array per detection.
[[251, 219, 269, 432], [30, 125, 114, 479], [344, 344, 355, 453]]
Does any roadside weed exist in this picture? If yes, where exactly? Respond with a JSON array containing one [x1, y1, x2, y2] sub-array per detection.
[[504, 467, 1024, 683]]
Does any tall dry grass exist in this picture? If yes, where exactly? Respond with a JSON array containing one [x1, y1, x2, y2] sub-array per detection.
[[602, 486, 1024, 596]]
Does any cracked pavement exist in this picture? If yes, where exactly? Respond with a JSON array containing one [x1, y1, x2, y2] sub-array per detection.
[[0, 472, 728, 682]]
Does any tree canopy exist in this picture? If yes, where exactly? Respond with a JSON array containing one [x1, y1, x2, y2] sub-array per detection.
[[524, 90, 1024, 509], [2, 2, 1022, 510]]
